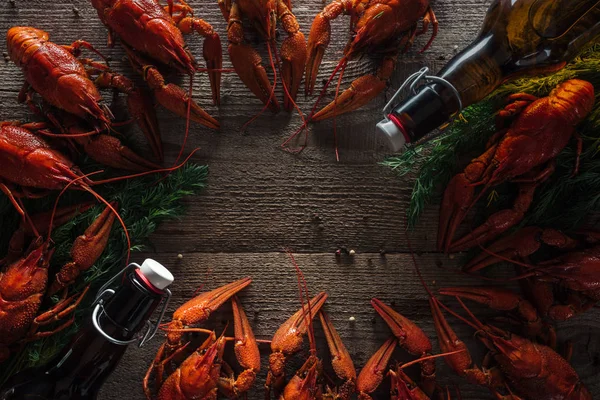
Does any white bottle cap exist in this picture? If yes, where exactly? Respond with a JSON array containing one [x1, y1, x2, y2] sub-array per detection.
[[377, 118, 407, 152], [139, 258, 174, 290]]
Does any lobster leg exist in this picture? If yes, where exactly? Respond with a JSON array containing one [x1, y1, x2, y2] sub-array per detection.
[[173, 7, 223, 106], [217, 296, 260, 398], [281, 355, 321, 400], [463, 227, 577, 273], [356, 337, 397, 399], [416, 6, 438, 53], [319, 311, 356, 398], [277, 0, 307, 112], [124, 45, 219, 130], [157, 333, 224, 400], [95, 71, 163, 161], [4, 202, 93, 266], [48, 204, 116, 296], [495, 93, 539, 129], [437, 145, 497, 253], [266, 291, 328, 397], [27, 286, 90, 339], [305, 0, 352, 96], [448, 182, 538, 252], [429, 297, 504, 389], [371, 298, 436, 396], [225, 1, 280, 112], [310, 53, 393, 121], [389, 367, 430, 400], [438, 287, 546, 341]]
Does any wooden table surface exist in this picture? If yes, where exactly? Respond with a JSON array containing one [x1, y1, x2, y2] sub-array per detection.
[[1, 0, 599, 398]]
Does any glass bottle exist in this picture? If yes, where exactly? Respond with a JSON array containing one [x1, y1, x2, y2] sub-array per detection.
[[378, 0, 600, 151], [0, 259, 173, 400]]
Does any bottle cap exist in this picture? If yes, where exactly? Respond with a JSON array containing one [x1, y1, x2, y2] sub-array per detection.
[[139, 259, 174, 290], [377, 118, 407, 152]]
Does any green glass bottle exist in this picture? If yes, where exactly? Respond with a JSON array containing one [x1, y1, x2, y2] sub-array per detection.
[[378, 0, 600, 151]]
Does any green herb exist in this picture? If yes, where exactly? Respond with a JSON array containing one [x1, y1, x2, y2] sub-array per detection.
[[384, 45, 600, 229], [0, 162, 207, 384]]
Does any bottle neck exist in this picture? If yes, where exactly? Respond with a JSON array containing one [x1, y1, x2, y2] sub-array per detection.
[[386, 33, 507, 145], [98, 268, 164, 342]]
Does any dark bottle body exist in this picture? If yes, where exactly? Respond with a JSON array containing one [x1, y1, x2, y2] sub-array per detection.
[[0, 268, 164, 400], [379, 0, 600, 150]]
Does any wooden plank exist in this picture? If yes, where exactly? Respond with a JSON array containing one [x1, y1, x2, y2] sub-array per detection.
[[2, 0, 599, 399], [97, 252, 600, 399]]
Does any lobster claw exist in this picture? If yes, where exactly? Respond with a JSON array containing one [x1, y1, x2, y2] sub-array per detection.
[[280, 31, 307, 112], [218, 296, 260, 397], [144, 66, 220, 130], [311, 74, 386, 121], [356, 337, 397, 398], [429, 297, 499, 388], [80, 134, 161, 172], [126, 87, 163, 161], [305, 13, 330, 96], [319, 311, 356, 396], [48, 202, 117, 296], [167, 277, 252, 339], [437, 173, 475, 253], [228, 43, 280, 113]]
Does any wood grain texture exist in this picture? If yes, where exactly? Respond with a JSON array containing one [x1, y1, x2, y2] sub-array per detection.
[[0, 0, 599, 398]]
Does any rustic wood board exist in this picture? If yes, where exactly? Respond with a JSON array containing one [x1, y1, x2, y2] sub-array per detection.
[[1, 0, 599, 398]]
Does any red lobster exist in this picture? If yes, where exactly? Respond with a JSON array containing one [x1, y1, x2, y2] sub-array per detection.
[[220, 0, 307, 112], [429, 295, 592, 399], [0, 203, 116, 362], [305, 0, 437, 121], [438, 79, 595, 253], [6, 26, 161, 167], [464, 227, 600, 322], [143, 277, 260, 399], [90, 0, 222, 150]]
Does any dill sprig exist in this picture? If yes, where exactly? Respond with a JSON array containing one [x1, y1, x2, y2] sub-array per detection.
[[384, 45, 600, 228], [0, 162, 207, 384]]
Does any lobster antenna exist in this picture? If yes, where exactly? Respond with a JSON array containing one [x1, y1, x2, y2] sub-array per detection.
[[285, 249, 317, 353], [47, 170, 104, 242], [241, 42, 278, 132], [174, 74, 195, 166], [92, 148, 199, 185], [397, 349, 467, 370], [281, 57, 348, 152], [331, 61, 347, 162]]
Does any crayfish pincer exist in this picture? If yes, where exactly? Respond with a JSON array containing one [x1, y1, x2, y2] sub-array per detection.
[[6, 26, 161, 165], [438, 79, 595, 254]]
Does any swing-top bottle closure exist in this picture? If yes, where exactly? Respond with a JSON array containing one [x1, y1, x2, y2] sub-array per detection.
[[92, 259, 174, 347], [377, 67, 463, 151]]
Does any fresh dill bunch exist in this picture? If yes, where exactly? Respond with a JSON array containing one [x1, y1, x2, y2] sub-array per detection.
[[0, 162, 207, 384], [385, 46, 600, 229]]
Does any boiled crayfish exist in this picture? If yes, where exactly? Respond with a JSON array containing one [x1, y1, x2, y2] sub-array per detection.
[[464, 227, 600, 323], [438, 79, 595, 253], [305, 0, 437, 121], [6, 26, 161, 166], [429, 295, 592, 399], [266, 292, 357, 399], [90, 0, 222, 144], [143, 277, 260, 399], [0, 203, 117, 362], [220, 0, 306, 113]]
